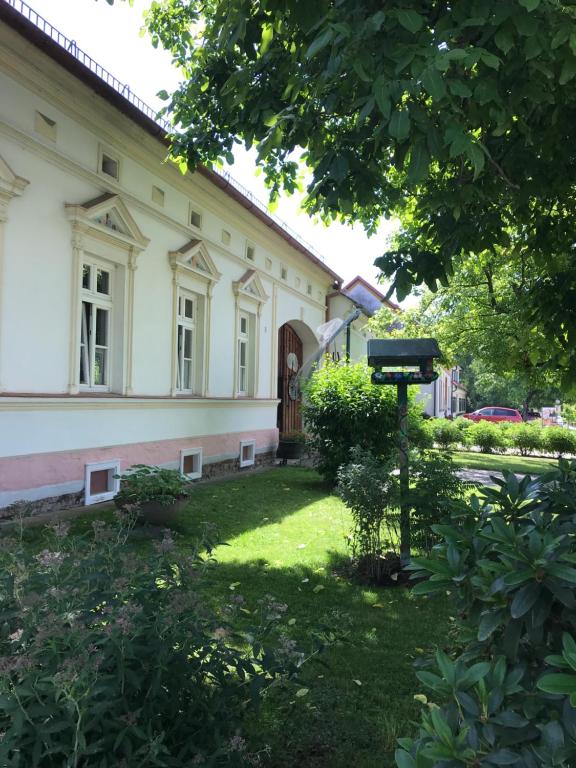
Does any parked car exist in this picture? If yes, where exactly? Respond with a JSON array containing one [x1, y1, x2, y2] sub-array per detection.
[[463, 407, 523, 423]]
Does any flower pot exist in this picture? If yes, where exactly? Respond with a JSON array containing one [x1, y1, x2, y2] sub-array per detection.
[[138, 497, 189, 526], [276, 440, 305, 461]]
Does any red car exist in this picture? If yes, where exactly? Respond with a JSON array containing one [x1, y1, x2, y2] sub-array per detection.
[[463, 407, 523, 423]]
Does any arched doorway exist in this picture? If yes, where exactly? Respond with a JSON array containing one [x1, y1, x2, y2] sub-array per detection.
[[277, 323, 304, 434]]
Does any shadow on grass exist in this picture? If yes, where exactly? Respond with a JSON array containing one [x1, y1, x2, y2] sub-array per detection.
[[173, 466, 335, 543], [195, 555, 449, 768]]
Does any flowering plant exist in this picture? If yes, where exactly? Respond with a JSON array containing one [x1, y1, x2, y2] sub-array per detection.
[[0, 514, 305, 766], [114, 464, 193, 509]]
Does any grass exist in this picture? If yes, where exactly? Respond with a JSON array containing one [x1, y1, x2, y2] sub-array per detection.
[[168, 467, 449, 768], [448, 450, 557, 476]]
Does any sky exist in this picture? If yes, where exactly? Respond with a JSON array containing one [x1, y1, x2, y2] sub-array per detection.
[[25, 0, 404, 295]]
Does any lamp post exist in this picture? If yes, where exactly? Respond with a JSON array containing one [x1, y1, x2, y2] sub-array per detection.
[[367, 338, 441, 565]]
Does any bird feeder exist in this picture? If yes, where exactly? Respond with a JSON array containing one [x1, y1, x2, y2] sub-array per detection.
[[367, 338, 441, 565]]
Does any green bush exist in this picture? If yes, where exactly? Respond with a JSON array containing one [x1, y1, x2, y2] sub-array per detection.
[[508, 423, 544, 456], [428, 418, 461, 450], [302, 360, 425, 484], [0, 516, 304, 767], [114, 464, 193, 508], [542, 426, 576, 458], [336, 448, 464, 577], [397, 462, 576, 768], [336, 447, 399, 582], [453, 416, 472, 434], [465, 420, 509, 453]]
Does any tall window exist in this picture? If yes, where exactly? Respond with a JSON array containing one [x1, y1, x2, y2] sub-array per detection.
[[176, 292, 195, 392], [80, 262, 112, 389], [237, 312, 249, 395]]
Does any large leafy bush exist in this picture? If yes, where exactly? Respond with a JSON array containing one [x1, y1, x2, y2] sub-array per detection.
[[465, 421, 509, 453], [0, 516, 304, 767], [508, 423, 544, 457], [397, 462, 576, 768], [543, 427, 576, 458], [428, 419, 462, 451], [303, 360, 426, 484]]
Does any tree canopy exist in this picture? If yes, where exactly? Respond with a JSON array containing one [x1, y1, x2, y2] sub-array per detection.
[[138, 0, 576, 377]]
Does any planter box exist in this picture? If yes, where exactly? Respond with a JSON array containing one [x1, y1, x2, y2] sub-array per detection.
[[276, 441, 305, 461], [137, 497, 189, 526]]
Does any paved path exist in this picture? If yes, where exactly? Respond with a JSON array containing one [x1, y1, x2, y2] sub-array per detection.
[[456, 469, 528, 484]]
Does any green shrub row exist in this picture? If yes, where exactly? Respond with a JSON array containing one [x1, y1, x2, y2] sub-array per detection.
[[427, 418, 576, 457]]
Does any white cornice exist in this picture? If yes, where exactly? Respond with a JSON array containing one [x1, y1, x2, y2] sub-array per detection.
[[0, 396, 280, 412]]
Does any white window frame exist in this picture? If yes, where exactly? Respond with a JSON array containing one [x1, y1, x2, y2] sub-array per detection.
[[80, 260, 114, 391], [84, 460, 120, 505], [180, 448, 203, 480], [239, 440, 256, 468], [237, 312, 249, 396], [176, 290, 196, 393], [245, 242, 256, 262]]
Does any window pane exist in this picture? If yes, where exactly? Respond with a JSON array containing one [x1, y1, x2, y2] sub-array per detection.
[[82, 264, 91, 290], [239, 366, 246, 393], [96, 268, 110, 295], [80, 301, 91, 385], [240, 316, 247, 335], [184, 328, 193, 359], [95, 308, 108, 346], [94, 348, 107, 385], [184, 298, 194, 319], [239, 339, 246, 366], [183, 360, 192, 390]]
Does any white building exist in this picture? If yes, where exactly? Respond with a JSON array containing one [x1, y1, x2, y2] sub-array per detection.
[[417, 367, 468, 419], [0, 2, 348, 510]]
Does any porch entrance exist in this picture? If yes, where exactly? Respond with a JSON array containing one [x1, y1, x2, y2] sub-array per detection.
[[277, 323, 303, 434]]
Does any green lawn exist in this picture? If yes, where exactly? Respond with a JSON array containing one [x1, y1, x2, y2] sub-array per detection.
[[169, 467, 449, 768], [448, 450, 557, 476]]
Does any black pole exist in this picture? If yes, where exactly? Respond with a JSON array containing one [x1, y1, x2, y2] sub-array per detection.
[[397, 383, 410, 565], [345, 323, 351, 363]]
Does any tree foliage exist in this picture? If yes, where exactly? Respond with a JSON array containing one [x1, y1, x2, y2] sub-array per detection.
[[141, 0, 576, 377]]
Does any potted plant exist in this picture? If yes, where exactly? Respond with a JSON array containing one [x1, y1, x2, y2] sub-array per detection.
[[277, 431, 307, 462], [114, 464, 193, 525]]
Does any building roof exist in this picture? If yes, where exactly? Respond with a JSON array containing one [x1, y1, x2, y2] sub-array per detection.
[[0, 0, 342, 284], [342, 276, 400, 315]]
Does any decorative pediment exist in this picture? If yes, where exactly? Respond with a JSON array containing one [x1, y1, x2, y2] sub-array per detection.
[[0, 155, 29, 213], [169, 238, 221, 282], [64, 193, 149, 252], [233, 269, 269, 304]]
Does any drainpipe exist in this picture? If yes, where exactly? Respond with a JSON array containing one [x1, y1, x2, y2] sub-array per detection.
[[345, 323, 351, 364]]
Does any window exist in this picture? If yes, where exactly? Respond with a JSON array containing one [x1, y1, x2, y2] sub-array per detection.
[[237, 312, 249, 395], [246, 243, 255, 262], [180, 448, 203, 479], [280, 265, 288, 281], [190, 207, 202, 229], [239, 440, 256, 468], [34, 111, 57, 142], [307, 283, 312, 296], [100, 151, 120, 180], [221, 229, 231, 246], [80, 261, 113, 390], [176, 291, 196, 392], [152, 186, 165, 206], [84, 460, 120, 505]]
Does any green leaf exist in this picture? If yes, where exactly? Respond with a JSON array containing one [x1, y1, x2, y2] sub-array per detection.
[[467, 143, 485, 179], [481, 51, 501, 69], [397, 9, 424, 34], [373, 77, 391, 119], [494, 28, 514, 55], [559, 56, 576, 85], [422, 68, 447, 100], [537, 673, 576, 695], [478, 610, 503, 641], [548, 563, 576, 584], [510, 581, 540, 618], [305, 28, 333, 59], [407, 141, 430, 183], [389, 109, 411, 141], [519, 0, 540, 10], [395, 749, 417, 768]]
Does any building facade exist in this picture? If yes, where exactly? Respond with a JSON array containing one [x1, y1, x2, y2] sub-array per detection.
[[0, 3, 343, 510]]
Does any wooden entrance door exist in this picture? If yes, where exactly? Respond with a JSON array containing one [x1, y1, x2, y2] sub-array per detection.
[[277, 323, 303, 434]]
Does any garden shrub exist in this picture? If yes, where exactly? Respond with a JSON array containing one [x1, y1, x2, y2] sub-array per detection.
[[114, 464, 193, 509], [542, 426, 576, 458], [303, 360, 425, 484], [0, 515, 304, 767], [336, 447, 399, 582], [508, 423, 544, 456], [465, 420, 509, 453], [428, 418, 461, 451], [396, 462, 576, 768], [337, 448, 464, 580], [453, 416, 472, 434]]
